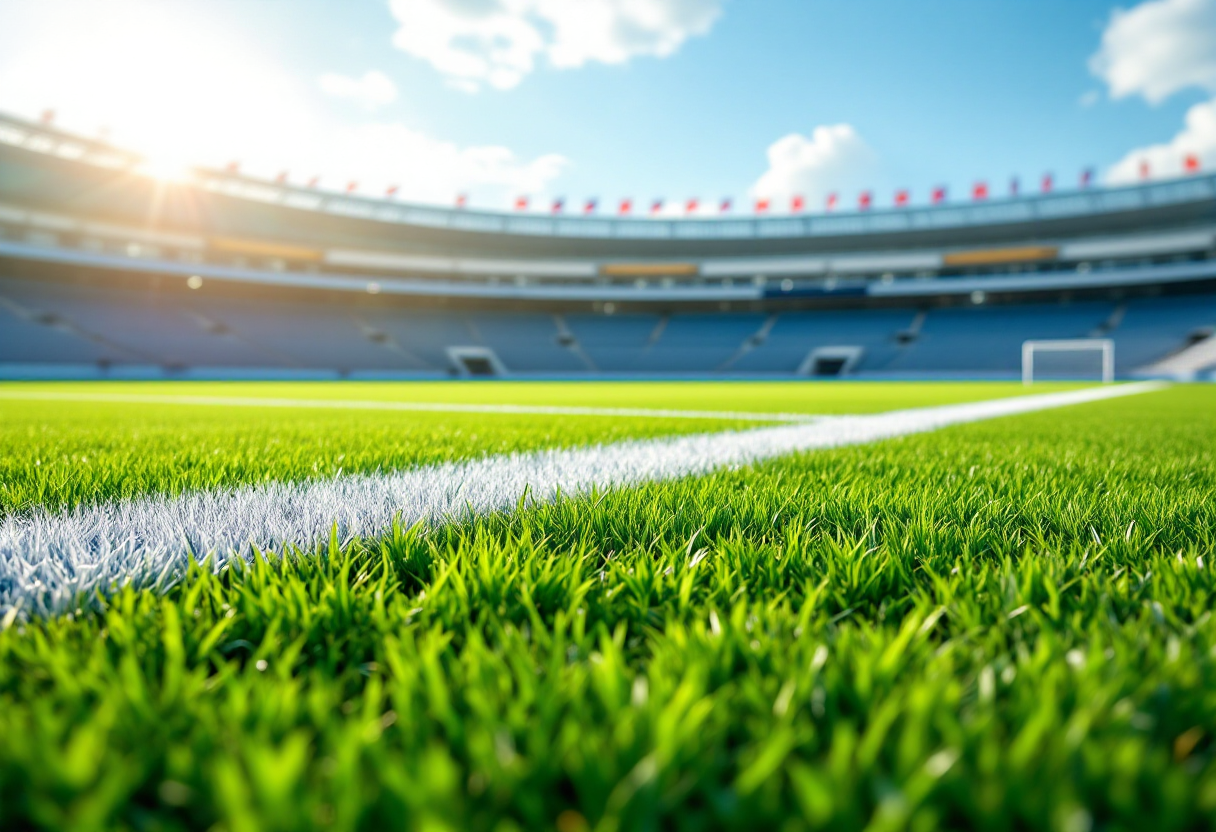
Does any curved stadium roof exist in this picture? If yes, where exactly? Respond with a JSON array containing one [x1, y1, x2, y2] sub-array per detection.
[[3, 110, 1216, 307], [3, 110, 1216, 261]]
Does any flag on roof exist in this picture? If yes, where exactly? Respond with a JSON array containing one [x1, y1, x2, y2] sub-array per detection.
[[650, 199, 664, 215], [1041, 173, 1053, 193], [551, 197, 564, 214], [225, 161, 240, 174], [514, 196, 529, 211], [826, 192, 838, 212], [346, 181, 358, 194], [1080, 167, 1094, 188], [455, 193, 468, 209], [858, 191, 872, 211], [307, 176, 320, 189], [931, 186, 946, 204], [686, 198, 698, 214], [584, 198, 598, 214], [720, 197, 732, 213], [619, 198, 632, 215], [40, 109, 55, 125], [1139, 160, 1151, 179], [791, 194, 805, 213], [1009, 177, 1019, 197], [972, 181, 988, 201], [274, 171, 288, 185], [1185, 154, 1201, 173], [894, 189, 909, 207], [386, 185, 399, 198]]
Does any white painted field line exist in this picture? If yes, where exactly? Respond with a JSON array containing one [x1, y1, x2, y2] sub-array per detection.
[[0, 382, 1165, 617], [0, 389, 821, 423]]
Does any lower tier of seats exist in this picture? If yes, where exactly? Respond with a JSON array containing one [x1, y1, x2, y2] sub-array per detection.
[[2, 277, 1214, 379]]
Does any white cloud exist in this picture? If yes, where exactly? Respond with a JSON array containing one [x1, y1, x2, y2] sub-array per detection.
[[750, 124, 878, 207], [319, 70, 398, 109], [389, 0, 724, 91], [1091, 0, 1216, 184], [1106, 96, 1216, 182], [1090, 0, 1216, 103], [298, 122, 569, 205], [0, 0, 568, 208]]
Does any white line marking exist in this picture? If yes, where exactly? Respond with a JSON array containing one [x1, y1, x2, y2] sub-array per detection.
[[0, 382, 1166, 617], [0, 390, 821, 423]]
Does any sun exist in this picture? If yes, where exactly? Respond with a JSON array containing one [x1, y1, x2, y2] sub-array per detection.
[[5, 0, 315, 183]]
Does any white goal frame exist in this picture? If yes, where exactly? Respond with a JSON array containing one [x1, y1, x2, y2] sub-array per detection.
[[1022, 339, 1114, 385]]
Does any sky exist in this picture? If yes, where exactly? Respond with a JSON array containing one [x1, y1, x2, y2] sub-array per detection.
[[3, 0, 1216, 214]]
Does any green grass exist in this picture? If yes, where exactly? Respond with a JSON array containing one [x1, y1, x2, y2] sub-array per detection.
[[0, 380, 1084, 518], [0, 401, 740, 519], [0, 379, 1087, 413], [2, 381, 1213, 831]]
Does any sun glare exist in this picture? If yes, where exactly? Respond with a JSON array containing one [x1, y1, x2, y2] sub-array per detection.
[[139, 154, 193, 183], [4, 0, 315, 180]]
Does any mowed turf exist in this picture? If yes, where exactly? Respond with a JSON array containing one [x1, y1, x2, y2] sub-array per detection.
[[0, 378, 1088, 414], [0, 380, 1084, 517], [1, 381, 1213, 831]]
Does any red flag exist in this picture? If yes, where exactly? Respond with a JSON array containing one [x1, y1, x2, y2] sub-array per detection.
[[514, 196, 529, 211], [224, 161, 240, 174], [791, 194, 805, 213], [931, 186, 947, 204], [1185, 154, 1201, 173], [894, 189, 909, 207], [551, 197, 564, 214], [719, 197, 732, 214], [40, 109, 55, 125], [584, 198, 598, 214], [455, 193, 468, 209], [307, 176, 320, 189], [386, 185, 399, 198], [1041, 173, 1053, 193], [274, 171, 288, 185], [1139, 160, 1150, 179], [346, 181, 358, 194], [650, 199, 664, 215], [755, 198, 770, 213], [1080, 168, 1094, 187], [858, 191, 872, 211], [685, 198, 698, 215], [825, 192, 838, 212], [619, 198, 632, 215], [972, 182, 988, 201], [1009, 177, 1020, 197]]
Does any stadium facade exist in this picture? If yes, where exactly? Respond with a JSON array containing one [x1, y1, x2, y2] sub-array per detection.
[[2, 112, 1215, 380]]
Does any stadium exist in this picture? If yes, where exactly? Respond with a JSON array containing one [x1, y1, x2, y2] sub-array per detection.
[[3, 110, 1215, 382], [3, 2, 1216, 829]]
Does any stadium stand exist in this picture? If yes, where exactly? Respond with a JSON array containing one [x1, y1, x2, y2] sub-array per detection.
[[1, 278, 272, 368], [883, 302, 1116, 377], [2, 110, 1216, 380], [466, 314, 589, 374], [1112, 295, 1216, 370], [563, 314, 665, 373], [730, 310, 916, 374]]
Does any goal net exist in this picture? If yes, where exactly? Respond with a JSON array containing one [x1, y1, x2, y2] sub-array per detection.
[[1022, 339, 1114, 384]]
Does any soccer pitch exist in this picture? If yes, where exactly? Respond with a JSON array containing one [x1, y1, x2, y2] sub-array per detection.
[[1, 380, 1213, 830]]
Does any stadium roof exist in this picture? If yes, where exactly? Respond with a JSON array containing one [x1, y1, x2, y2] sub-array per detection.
[[4, 110, 1216, 258]]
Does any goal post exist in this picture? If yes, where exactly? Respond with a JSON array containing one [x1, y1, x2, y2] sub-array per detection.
[[1022, 339, 1114, 385]]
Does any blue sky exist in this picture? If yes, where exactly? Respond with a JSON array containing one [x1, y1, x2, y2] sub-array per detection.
[[3, 0, 1216, 213]]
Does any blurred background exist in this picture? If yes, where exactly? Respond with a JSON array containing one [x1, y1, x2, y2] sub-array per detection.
[[1, 0, 1214, 382]]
